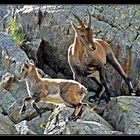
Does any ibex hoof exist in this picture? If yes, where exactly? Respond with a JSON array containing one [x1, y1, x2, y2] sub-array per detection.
[[88, 95, 98, 102], [36, 109, 42, 118], [129, 89, 136, 96], [104, 97, 111, 104], [68, 116, 77, 122], [39, 112, 42, 118], [19, 105, 26, 115]]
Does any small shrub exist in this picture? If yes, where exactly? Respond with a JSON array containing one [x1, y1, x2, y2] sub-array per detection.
[[120, 105, 129, 112], [40, 122, 46, 129], [7, 18, 26, 46]]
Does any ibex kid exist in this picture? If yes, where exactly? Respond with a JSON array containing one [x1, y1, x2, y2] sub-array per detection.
[[18, 59, 88, 121]]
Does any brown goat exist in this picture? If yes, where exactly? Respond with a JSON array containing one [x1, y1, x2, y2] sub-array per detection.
[[18, 59, 88, 121], [68, 11, 135, 103]]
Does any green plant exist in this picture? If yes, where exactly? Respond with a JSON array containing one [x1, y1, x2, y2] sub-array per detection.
[[120, 105, 129, 112], [7, 18, 26, 46], [40, 122, 46, 129]]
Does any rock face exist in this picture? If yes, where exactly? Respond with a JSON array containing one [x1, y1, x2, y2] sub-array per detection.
[[0, 32, 31, 122], [0, 32, 28, 79], [13, 120, 36, 134], [0, 86, 20, 122], [0, 5, 12, 32], [26, 110, 52, 134], [0, 5, 140, 135], [0, 32, 114, 135], [0, 32, 54, 122], [44, 105, 113, 134], [13, 5, 140, 96], [0, 112, 15, 134], [103, 96, 140, 134]]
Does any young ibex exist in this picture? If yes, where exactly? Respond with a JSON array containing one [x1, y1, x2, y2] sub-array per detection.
[[68, 11, 135, 103], [18, 59, 88, 121]]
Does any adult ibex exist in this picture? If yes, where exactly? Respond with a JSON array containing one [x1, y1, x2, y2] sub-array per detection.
[[68, 11, 135, 103], [18, 59, 88, 121]]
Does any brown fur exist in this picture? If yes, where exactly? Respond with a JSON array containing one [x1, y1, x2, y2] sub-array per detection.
[[122, 49, 132, 75], [18, 59, 88, 121]]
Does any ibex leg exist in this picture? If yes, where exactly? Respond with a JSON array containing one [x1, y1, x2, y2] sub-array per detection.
[[19, 97, 33, 114], [76, 103, 88, 118], [98, 66, 111, 102], [107, 53, 135, 95], [89, 77, 105, 103], [32, 93, 42, 117], [68, 103, 83, 121]]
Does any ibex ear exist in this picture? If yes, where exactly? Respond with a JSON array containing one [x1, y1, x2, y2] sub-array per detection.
[[30, 59, 35, 65], [25, 58, 30, 68], [25, 58, 30, 64], [71, 22, 79, 32]]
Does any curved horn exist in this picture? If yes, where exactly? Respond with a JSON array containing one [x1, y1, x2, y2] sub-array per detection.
[[87, 9, 91, 27], [73, 13, 85, 28], [83, 18, 88, 26]]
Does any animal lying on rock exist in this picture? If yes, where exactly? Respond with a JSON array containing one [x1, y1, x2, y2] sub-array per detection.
[[18, 59, 88, 121]]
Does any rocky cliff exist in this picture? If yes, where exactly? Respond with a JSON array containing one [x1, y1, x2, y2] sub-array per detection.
[[0, 5, 140, 135]]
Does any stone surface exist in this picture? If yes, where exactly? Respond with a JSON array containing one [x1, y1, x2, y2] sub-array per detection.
[[0, 32, 54, 123], [0, 5, 140, 135], [0, 32, 28, 78], [0, 113, 15, 134], [103, 96, 140, 134], [13, 120, 36, 134], [0, 72, 15, 91], [13, 111, 52, 134], [27, 110, 52, 134], [44, 104, 113, 134]]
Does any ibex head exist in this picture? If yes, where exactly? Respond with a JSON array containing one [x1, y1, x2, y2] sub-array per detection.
[[71, 10, 96, 51], [18, 59, 35, 81]]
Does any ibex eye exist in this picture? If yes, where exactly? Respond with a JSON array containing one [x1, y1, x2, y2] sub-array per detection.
[[81, 35, 85, 38]]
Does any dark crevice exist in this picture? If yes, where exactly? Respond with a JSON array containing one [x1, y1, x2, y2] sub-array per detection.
[[36, 39, 59, 78], [133, 33, 139, 42], [36, 39, 57, 72], [36, 39, 72, 79], [20, 39, 72, 79], [125, 11, 136, 30]]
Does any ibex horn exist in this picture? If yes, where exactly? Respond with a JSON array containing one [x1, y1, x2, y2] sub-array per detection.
[[73, 13, 85, 28], [87, 9, 91, 28]]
